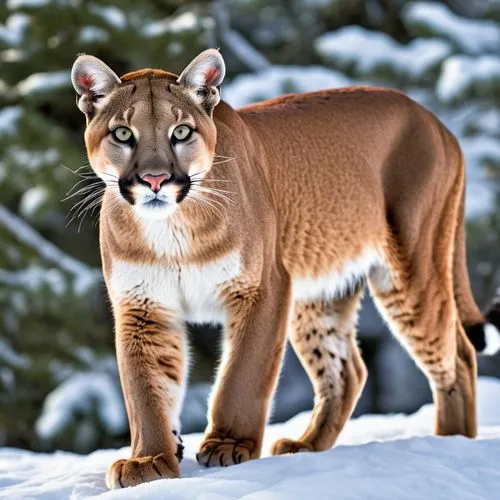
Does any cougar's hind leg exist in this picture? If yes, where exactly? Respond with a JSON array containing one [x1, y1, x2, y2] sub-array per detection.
[[369, 221, 477, 438], [272, 287, 367, 455]]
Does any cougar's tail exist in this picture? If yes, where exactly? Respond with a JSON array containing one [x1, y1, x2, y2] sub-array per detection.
[[454, 156, 500, 355]]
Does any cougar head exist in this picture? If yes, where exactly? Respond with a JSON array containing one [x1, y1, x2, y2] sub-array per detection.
[[71, 49, 225, 219]]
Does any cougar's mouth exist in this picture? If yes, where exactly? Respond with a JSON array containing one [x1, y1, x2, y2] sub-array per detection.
[[143, 197, 169, 209], [118, 173, 191, 219]]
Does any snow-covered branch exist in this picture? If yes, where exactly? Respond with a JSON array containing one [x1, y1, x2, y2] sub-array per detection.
[[222, 30, 271, 71], [0, 204, 99, 294], [0, 267, 66, 295], [211, 1, 270, 71]]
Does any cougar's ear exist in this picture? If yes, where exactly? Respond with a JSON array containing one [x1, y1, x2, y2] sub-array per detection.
[[176, 49, 226, 116], [71, 54, 120, 118]]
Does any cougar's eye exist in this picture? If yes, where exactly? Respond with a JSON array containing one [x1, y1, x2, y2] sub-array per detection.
[[172, 125, 192, 142], [112, 127, 134, 144]]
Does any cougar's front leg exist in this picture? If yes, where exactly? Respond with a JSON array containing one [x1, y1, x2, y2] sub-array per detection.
[[106, 295, 187, 489], [197, 268, 292, 467]]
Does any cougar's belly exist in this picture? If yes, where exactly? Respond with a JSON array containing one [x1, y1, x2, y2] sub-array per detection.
[[279, 205, 387, 302]]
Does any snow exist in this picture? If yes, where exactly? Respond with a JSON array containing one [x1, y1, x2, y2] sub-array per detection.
[[7, 146, 60, 171], [222, 30, 271, 71], [304, 0, 332, 6], [223, 66, 350, 108], [436, 55, 500, 103], [19, 186, 48, 217], [404, 2, 500, 55], [88, 5, 127, 30], [6, 0, 49, 8], [212, 2, 270, 72], [79, 26, 109, 43], [143, 12, 198, 37], [461, 136, 500, 218], [0, 266, 66, 295], [36, 372, 127, 441], [16, 71, 70, 96], [0, 106, 22, 135], [316, 26, 451, 81], [2, 377, 500, 499], [462, 136, 500, 173], [0, 205, 99, 295], [0, 14, 29, 46], [0, 48, 25, 62], [472, 109, 500, 136], [464, 182, 496, 221], [0, 338, 30, 369]]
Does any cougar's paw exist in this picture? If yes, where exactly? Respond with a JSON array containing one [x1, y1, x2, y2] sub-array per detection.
[[106, 453, 179, 489], [196, 437, 256, 467], [271, 438, 313, 455]]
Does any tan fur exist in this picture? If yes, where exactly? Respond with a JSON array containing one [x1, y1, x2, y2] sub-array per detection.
[[71, 51, 484, 489], [272, 290, 367, 454]]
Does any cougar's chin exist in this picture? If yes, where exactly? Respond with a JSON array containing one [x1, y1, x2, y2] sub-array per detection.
[[132, 195, 178, 220], [133, 203, 178, 220]]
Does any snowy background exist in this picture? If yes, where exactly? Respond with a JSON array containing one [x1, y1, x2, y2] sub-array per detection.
[[1, 0, 500, 493]]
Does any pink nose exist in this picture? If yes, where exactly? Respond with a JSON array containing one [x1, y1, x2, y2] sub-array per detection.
[[141, 174, 170, 192]]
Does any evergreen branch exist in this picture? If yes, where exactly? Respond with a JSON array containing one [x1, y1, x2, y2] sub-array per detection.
[[0, 204, 100, 293]]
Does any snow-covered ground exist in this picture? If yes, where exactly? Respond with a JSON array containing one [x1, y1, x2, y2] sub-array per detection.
[[1, 377, 500, 499]]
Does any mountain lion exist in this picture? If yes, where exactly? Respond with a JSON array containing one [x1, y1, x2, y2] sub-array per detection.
[[71, 49, 500, 489]]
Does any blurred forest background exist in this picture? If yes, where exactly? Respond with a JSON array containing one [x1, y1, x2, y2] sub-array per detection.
[[1, 0, 500, 454]]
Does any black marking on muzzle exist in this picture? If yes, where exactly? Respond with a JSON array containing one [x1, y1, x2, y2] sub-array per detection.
[[174, 173, 191, 203], [118, 177, 135, 205]]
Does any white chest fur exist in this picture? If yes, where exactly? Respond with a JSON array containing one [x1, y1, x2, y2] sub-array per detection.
[[109, 251, 241, 324], [139, 218, 191, 258]]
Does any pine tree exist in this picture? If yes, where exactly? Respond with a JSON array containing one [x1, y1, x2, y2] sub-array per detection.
[[0, 0, 208, 452]]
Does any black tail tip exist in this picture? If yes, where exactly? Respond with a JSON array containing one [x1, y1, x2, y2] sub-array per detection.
[[465, 302, 500, 355], [465, 323, 487, 352]]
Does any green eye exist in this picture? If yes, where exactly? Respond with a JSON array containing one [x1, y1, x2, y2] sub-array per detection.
[[172, 125, 192, 142], [112, 127, 133, 143]]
